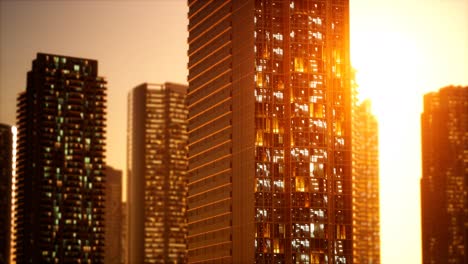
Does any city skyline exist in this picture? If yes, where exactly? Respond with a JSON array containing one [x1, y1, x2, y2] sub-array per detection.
[[1, 1, 468, 263]]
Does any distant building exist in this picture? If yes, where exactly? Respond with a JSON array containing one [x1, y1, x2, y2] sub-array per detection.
[[187, 0, 352, 263], [127, 83, 188, 263], [352, 100, 380, 264], [421, 86, 467, 264], [121, 201, 127, 264], [14, 53, 107, 263], [105, 166, 122, 264], [0, 124, 12, 264]]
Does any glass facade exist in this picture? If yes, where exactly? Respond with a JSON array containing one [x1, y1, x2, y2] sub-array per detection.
[[15, 53, 107, 263], [187, 0, 352, 263], [253, 1, 351, 263], [421, 86, 467, 264], [127, 83, 188, 263]]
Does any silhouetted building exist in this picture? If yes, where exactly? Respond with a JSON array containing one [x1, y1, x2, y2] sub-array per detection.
[[421, 86, 467, 264], [15, 53, 107, 263], [105, 166, 122, 264], [0, 124, 12, 264], [121, 201, 127, 264], [187, 0, 352, 263], [352, 100, 380, 264], [127, 83, 188, 263]]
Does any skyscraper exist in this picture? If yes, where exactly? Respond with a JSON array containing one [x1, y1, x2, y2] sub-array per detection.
[[352, 100, 380, 264], [420, 86, 467, 264], [127, 83, 188, 263], [105, 166, 122, 264], [15, 53, 107, 263], [0, 124, 12, 264], [187, 0, 352, 263]]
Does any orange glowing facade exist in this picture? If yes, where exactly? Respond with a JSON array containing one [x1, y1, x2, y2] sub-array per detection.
[[420, 86, 467, 264], [352, 100, 380, 264], [127, 83, 188, 263], [187, 0, 352, 263]]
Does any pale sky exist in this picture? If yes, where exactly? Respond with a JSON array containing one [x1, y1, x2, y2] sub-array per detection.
[[1, 1, 467, 263]]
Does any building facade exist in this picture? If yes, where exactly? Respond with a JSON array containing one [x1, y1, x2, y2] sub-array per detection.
[[352, 100, 380, 264], [421, 86, 467, 264], [9, 126, 18, 264], [0, 124, 12, 264], [187, 0, 352, 263], [127, 83, 188, 263], [105, 166, 122, 264], [15, 53, 107, 263]]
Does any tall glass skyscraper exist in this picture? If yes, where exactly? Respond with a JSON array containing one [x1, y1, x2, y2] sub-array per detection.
[[352, 100, 380, 264], [15, 53, 107, 263], [187, 0, 352, 263], [421, 86, 467, 264], [127, 83, 188, 263]]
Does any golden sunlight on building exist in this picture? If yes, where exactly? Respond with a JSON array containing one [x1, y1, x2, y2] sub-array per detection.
[[352, 99, 380, 264], [187, 0, 352, 263]]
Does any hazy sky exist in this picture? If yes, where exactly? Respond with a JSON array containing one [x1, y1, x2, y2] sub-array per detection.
[[1, 1, 467, 263]]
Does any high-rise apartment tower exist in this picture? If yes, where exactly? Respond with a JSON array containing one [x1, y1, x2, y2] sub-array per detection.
[[352, 100, 380, 264], [15, 53, 107, 263], [421, 86, 467, 264], [187, 0, 352, 263], [127, 83, 188, 263]]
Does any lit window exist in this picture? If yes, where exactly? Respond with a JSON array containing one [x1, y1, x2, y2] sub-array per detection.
[[294, 57, 305, 72], [295, 177, 306, 192]]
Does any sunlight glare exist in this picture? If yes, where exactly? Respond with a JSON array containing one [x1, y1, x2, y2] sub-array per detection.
[[352, 30, 425, 264], [352, 31, 422, 115]]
